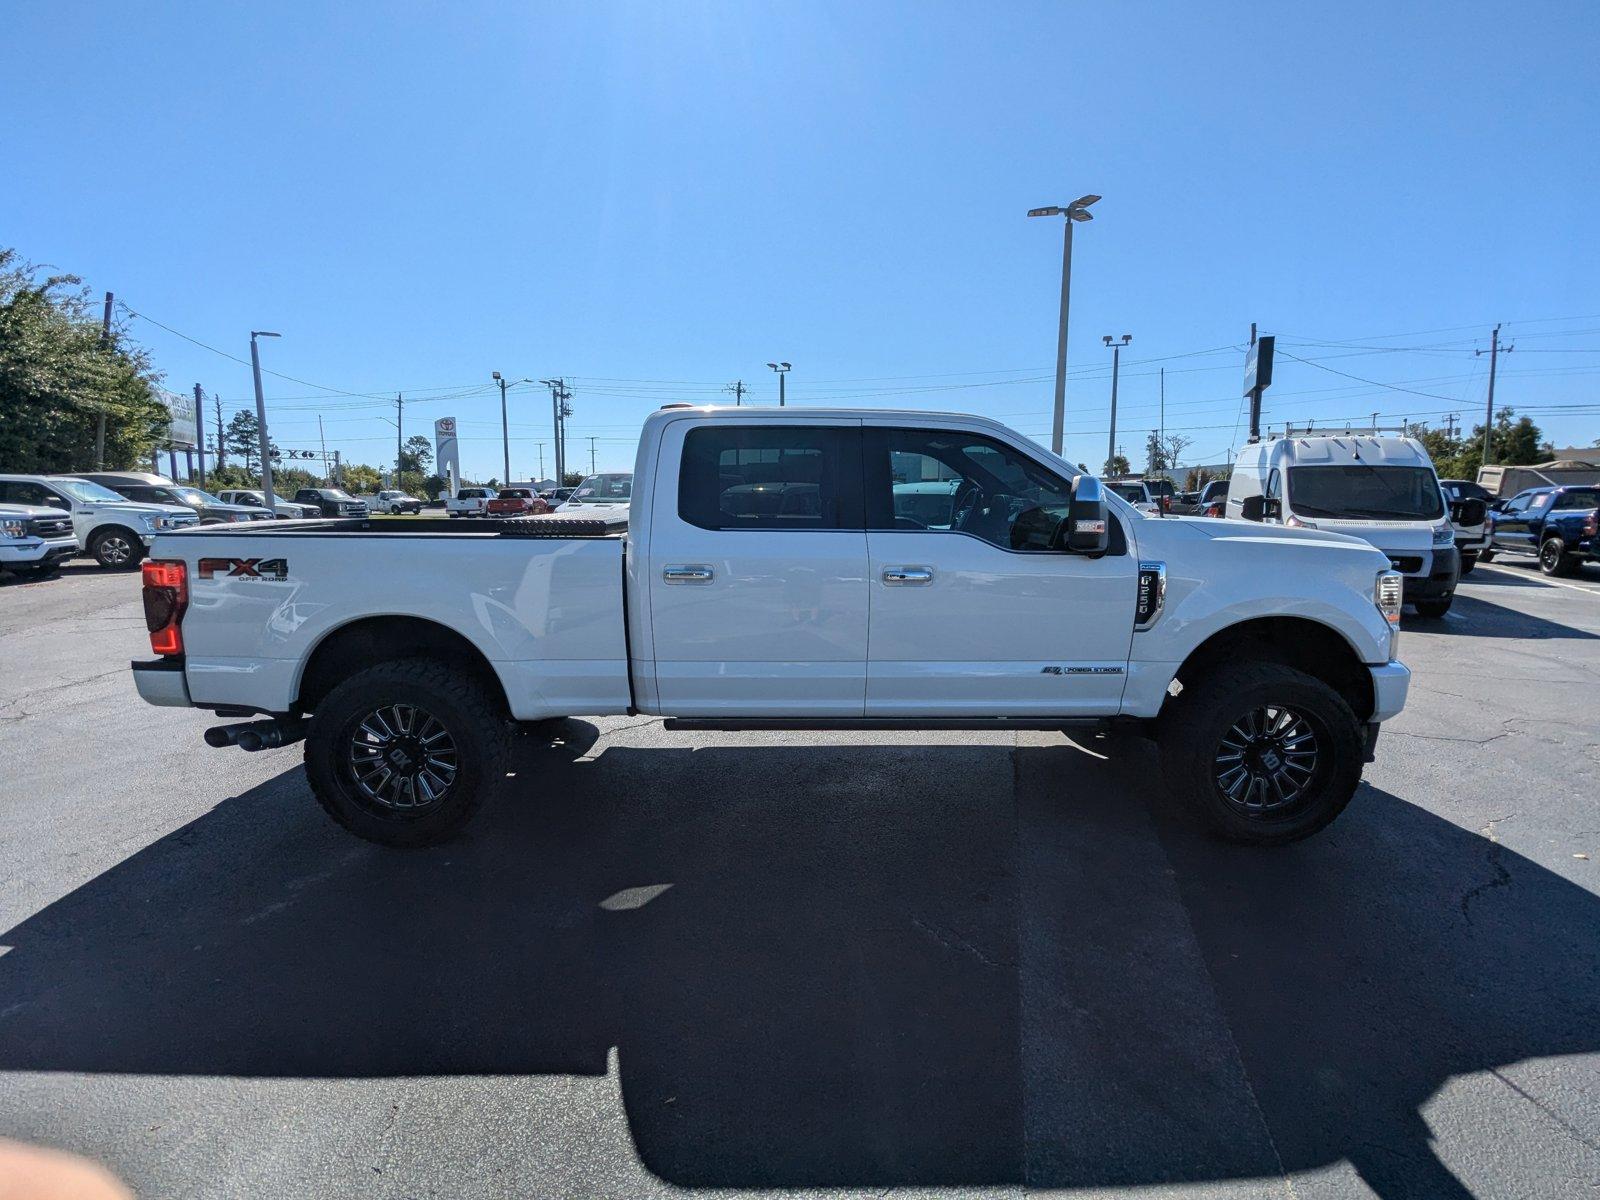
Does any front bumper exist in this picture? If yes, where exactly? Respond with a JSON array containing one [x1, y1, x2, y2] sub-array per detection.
[[132, 658, 192, 707], [1, 535, 79, 566], [1454, 532, 1488, 554], [1401, 545, 1459, 601], [1369, 661, 1411, 722]]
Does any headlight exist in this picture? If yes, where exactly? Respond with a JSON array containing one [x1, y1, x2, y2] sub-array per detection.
[[1285, 514, 1317, 529], [1, 519, 26, 538], [1375, 569, 1403, 656], [141, 514, 162, 530], [1432, 522, 1455, 547]]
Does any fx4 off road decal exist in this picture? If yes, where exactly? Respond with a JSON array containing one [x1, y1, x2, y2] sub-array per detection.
[[198, 557, 288, 581]]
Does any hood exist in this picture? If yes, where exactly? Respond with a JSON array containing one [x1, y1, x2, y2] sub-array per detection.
[[1168, 516, 1387, 556], [0, 503, 72, 518], [1285, 517, 1438, 552], [94, 499, 197, 518]]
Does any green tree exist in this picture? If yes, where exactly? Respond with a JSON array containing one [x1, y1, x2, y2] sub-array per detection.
[[224, 409, 279, 473], [0, 247, 169, 471], [1144, 431, 1169, 475], [399, 435, 433, 474], [561, 470, 586, 487], [1103, 453, 1131, 477], [341, 462, 382, 493]]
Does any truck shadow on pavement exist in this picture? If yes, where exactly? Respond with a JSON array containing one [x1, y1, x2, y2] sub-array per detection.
[[1, 722, 1597, 1197], [1411, 592, 1600, 639]]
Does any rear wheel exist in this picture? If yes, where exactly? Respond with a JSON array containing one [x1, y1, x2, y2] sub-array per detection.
[[1413, 596, 1453, 618], [305, 659, 507, 847], [1477, 549, 1495, 563], [89, 526, 142, 570], [1539, 537, 1577, 577], [1159, 662, 1363, 845], [1459, 552, 1477, 575]]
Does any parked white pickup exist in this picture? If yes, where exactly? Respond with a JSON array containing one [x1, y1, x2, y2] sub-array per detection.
[[132, 406, 1410, 848]]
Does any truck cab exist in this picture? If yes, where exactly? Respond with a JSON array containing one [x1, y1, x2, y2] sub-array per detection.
[[1227, 433, 1459, 616], [0, 474, 199, 569]]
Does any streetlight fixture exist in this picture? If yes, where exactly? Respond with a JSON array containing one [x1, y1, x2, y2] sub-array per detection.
[[1102, 333, 1132, 474], [1028, 193, 1100, 457], [249, 330, 281, 510], [766, 361, 791, 407]]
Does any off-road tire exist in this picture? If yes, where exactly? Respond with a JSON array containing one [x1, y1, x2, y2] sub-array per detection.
[[305, 658, 507, 848], [89, 526, 142, 570], [1158, 661, 1364, 846]]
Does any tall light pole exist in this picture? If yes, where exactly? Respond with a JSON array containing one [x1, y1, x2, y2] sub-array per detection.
[[1103, 333, 1131, 473], [491, 373, 532, 483], [1028, 194, 1100, 457], [249, 331, 281, 510], [766, 361, 791, 406]]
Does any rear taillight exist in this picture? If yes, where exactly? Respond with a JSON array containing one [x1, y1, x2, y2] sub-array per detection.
[[142, 559, 188, 656]]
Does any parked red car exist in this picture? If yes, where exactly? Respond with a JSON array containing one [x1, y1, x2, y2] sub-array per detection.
[[485, 488, 551, 517]]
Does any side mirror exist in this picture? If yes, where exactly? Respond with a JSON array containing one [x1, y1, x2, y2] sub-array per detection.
[[1239, 495, 1265, 522], [1061, 476, 1109, 555]]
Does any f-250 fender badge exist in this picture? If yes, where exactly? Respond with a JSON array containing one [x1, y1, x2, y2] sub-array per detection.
[[198, 556, 288, 581], [1041, 665, 1124, 675]]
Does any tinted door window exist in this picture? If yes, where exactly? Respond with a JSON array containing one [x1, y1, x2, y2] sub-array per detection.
[[0, 481, 69, 508], [1553, 490, 1598, 510], [679, 425, 860, 530], [864, 428, 1072, 552]]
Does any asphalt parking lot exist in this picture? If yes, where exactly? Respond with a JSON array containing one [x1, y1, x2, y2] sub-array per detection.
[[2, 559, 1598, 1199]]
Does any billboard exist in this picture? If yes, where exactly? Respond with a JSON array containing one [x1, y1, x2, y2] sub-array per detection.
[[434, 417, 460, 495], [160, 388, 200, 448]]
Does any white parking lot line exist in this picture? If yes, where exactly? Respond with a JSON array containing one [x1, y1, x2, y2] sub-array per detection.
[[1474, 563, 1600, 597]]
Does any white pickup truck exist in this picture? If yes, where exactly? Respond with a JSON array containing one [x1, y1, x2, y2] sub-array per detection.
[[132, 406, 1410, 848]]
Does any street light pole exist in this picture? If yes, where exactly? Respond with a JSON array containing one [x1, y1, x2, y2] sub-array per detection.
[[249, 330, 281, 510], [766, 361, 791, 406], [1103, 333, 1131, 473], [1028, 195, 1100, 457], [493, 371, 511, 484]]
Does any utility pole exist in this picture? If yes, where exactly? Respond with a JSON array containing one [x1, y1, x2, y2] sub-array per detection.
[[1028, 196, 1100, 456], [249, 331, 281, 510], [194, 384, 207, 487], [1159, 367, 1165, 481], [1476, 325, 1513, 466], [536, 443, 546, 482], [395, 393, 404, 488], [540, 379, 572, 483], [214, 394, 226, 469], [96, 291, 114, 469], [1103, 333, 1132, 472], [317, 415, 329, 484], [725, 379, 747, 406], [588, 436, 597, 475]]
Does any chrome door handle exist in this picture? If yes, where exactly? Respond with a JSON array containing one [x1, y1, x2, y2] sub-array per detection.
[[663, 564, 714, 584], [882, 566, 933, 585]]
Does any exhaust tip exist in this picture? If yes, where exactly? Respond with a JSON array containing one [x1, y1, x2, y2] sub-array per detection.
[[237, 730, 265, 752], [203, 726, 235, 748]]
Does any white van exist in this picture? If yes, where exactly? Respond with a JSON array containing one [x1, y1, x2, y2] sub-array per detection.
[[1226, 432, 1459, 616]]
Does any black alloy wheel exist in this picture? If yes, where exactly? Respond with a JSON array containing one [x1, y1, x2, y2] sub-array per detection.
[[1213, 705, 1321, 815]]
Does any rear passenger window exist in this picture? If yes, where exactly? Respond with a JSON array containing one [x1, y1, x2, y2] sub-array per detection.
[[678, 426, 860, 530]]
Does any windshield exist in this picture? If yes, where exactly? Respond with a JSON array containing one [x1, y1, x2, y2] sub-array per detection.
[[319, 489, 353, 501], [1287, 466, 1445, 521], [172, 487, 221, 505], [570, 473, 632, 501], [1110, 484, 1147, 504], [57, 479, 128, 503]]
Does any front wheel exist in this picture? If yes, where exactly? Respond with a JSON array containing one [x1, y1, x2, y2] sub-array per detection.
[[305, 659, 508, 847], [1459, 552, 1477, 575], [89, 527, 142, 570], [1413, 596, 1453, 618], [1158, 662, 1363, 845]]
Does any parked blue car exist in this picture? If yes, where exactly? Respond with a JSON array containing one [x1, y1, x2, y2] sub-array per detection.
[[1484, 485, 1600, 576]]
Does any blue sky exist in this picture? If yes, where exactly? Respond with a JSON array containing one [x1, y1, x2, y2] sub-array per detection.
[[5, 0, 1598, 480]]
